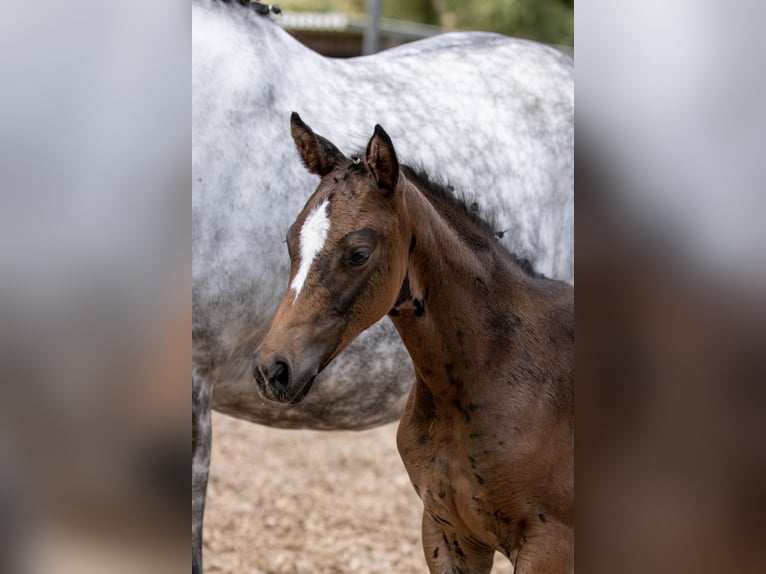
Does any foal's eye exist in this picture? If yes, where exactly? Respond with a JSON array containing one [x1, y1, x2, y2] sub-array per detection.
[[349, 248, 370, 266]]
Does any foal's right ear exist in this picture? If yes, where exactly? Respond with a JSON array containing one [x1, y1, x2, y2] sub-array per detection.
[[290, 112, 345, 176], [365, 124, 399, 193]]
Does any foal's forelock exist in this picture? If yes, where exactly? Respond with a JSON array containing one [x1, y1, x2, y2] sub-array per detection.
[[289, 198, 331, 301]]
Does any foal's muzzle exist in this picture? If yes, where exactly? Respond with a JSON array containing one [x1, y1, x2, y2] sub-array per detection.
[[252, 351, 320, 404]]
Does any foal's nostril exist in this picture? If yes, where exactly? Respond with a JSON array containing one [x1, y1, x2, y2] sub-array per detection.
[[269, 358, 291, 390]]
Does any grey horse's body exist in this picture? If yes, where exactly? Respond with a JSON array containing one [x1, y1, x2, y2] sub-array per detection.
[[192, 0, 573, 571]]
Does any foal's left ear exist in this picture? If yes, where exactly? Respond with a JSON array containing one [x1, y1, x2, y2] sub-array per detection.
[[365, 125, 399, 193]]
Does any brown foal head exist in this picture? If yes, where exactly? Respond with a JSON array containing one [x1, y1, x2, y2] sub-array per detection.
[[252, 113, 410, 403]]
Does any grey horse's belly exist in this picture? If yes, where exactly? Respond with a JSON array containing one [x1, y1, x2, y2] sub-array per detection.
[[211, 320, 414, 430]]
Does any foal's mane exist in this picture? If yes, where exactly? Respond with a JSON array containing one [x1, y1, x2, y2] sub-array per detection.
[[345, 157, 542, 278], [400, 165, 544, 279]]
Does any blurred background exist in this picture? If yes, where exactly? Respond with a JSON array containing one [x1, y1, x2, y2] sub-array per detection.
[[275, 0, 572, 56]]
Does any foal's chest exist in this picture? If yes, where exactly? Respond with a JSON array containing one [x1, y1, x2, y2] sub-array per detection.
[[397, 417, 519, 553]]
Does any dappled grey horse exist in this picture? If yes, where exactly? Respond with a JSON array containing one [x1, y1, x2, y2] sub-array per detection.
[[192, 0, 573, 571]]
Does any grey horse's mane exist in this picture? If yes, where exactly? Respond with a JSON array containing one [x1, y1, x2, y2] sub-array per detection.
[[215, 0, 282, 16]]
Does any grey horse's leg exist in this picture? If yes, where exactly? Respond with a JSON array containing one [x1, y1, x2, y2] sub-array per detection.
[[192, 370, 212, 574]]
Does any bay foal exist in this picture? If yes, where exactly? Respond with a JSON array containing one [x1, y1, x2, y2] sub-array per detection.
[[253, 114, 574, 573]]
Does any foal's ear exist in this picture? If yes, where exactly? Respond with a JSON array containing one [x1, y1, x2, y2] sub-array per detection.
[[290, 112, 345, 176], [365, 124, 399, 193]]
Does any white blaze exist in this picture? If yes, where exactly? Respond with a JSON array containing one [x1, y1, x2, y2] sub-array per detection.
[[290, 199, 330, 301]]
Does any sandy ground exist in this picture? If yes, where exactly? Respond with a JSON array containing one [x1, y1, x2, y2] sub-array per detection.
[[204, 413, 514, 573]]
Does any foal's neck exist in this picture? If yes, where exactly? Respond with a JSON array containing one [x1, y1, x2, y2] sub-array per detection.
[[389, 176, 533, 401]]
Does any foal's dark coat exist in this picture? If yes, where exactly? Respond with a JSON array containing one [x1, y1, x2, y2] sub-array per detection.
[[254, 114, 574, 573], [387, 170, 574, 574]]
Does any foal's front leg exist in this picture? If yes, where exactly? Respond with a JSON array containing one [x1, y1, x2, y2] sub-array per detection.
[[421, 511, 494, 574], [513, 518, 574, 574]]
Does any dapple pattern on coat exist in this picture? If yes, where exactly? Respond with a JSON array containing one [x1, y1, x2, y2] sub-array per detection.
[[192, 0, 572, 571]]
